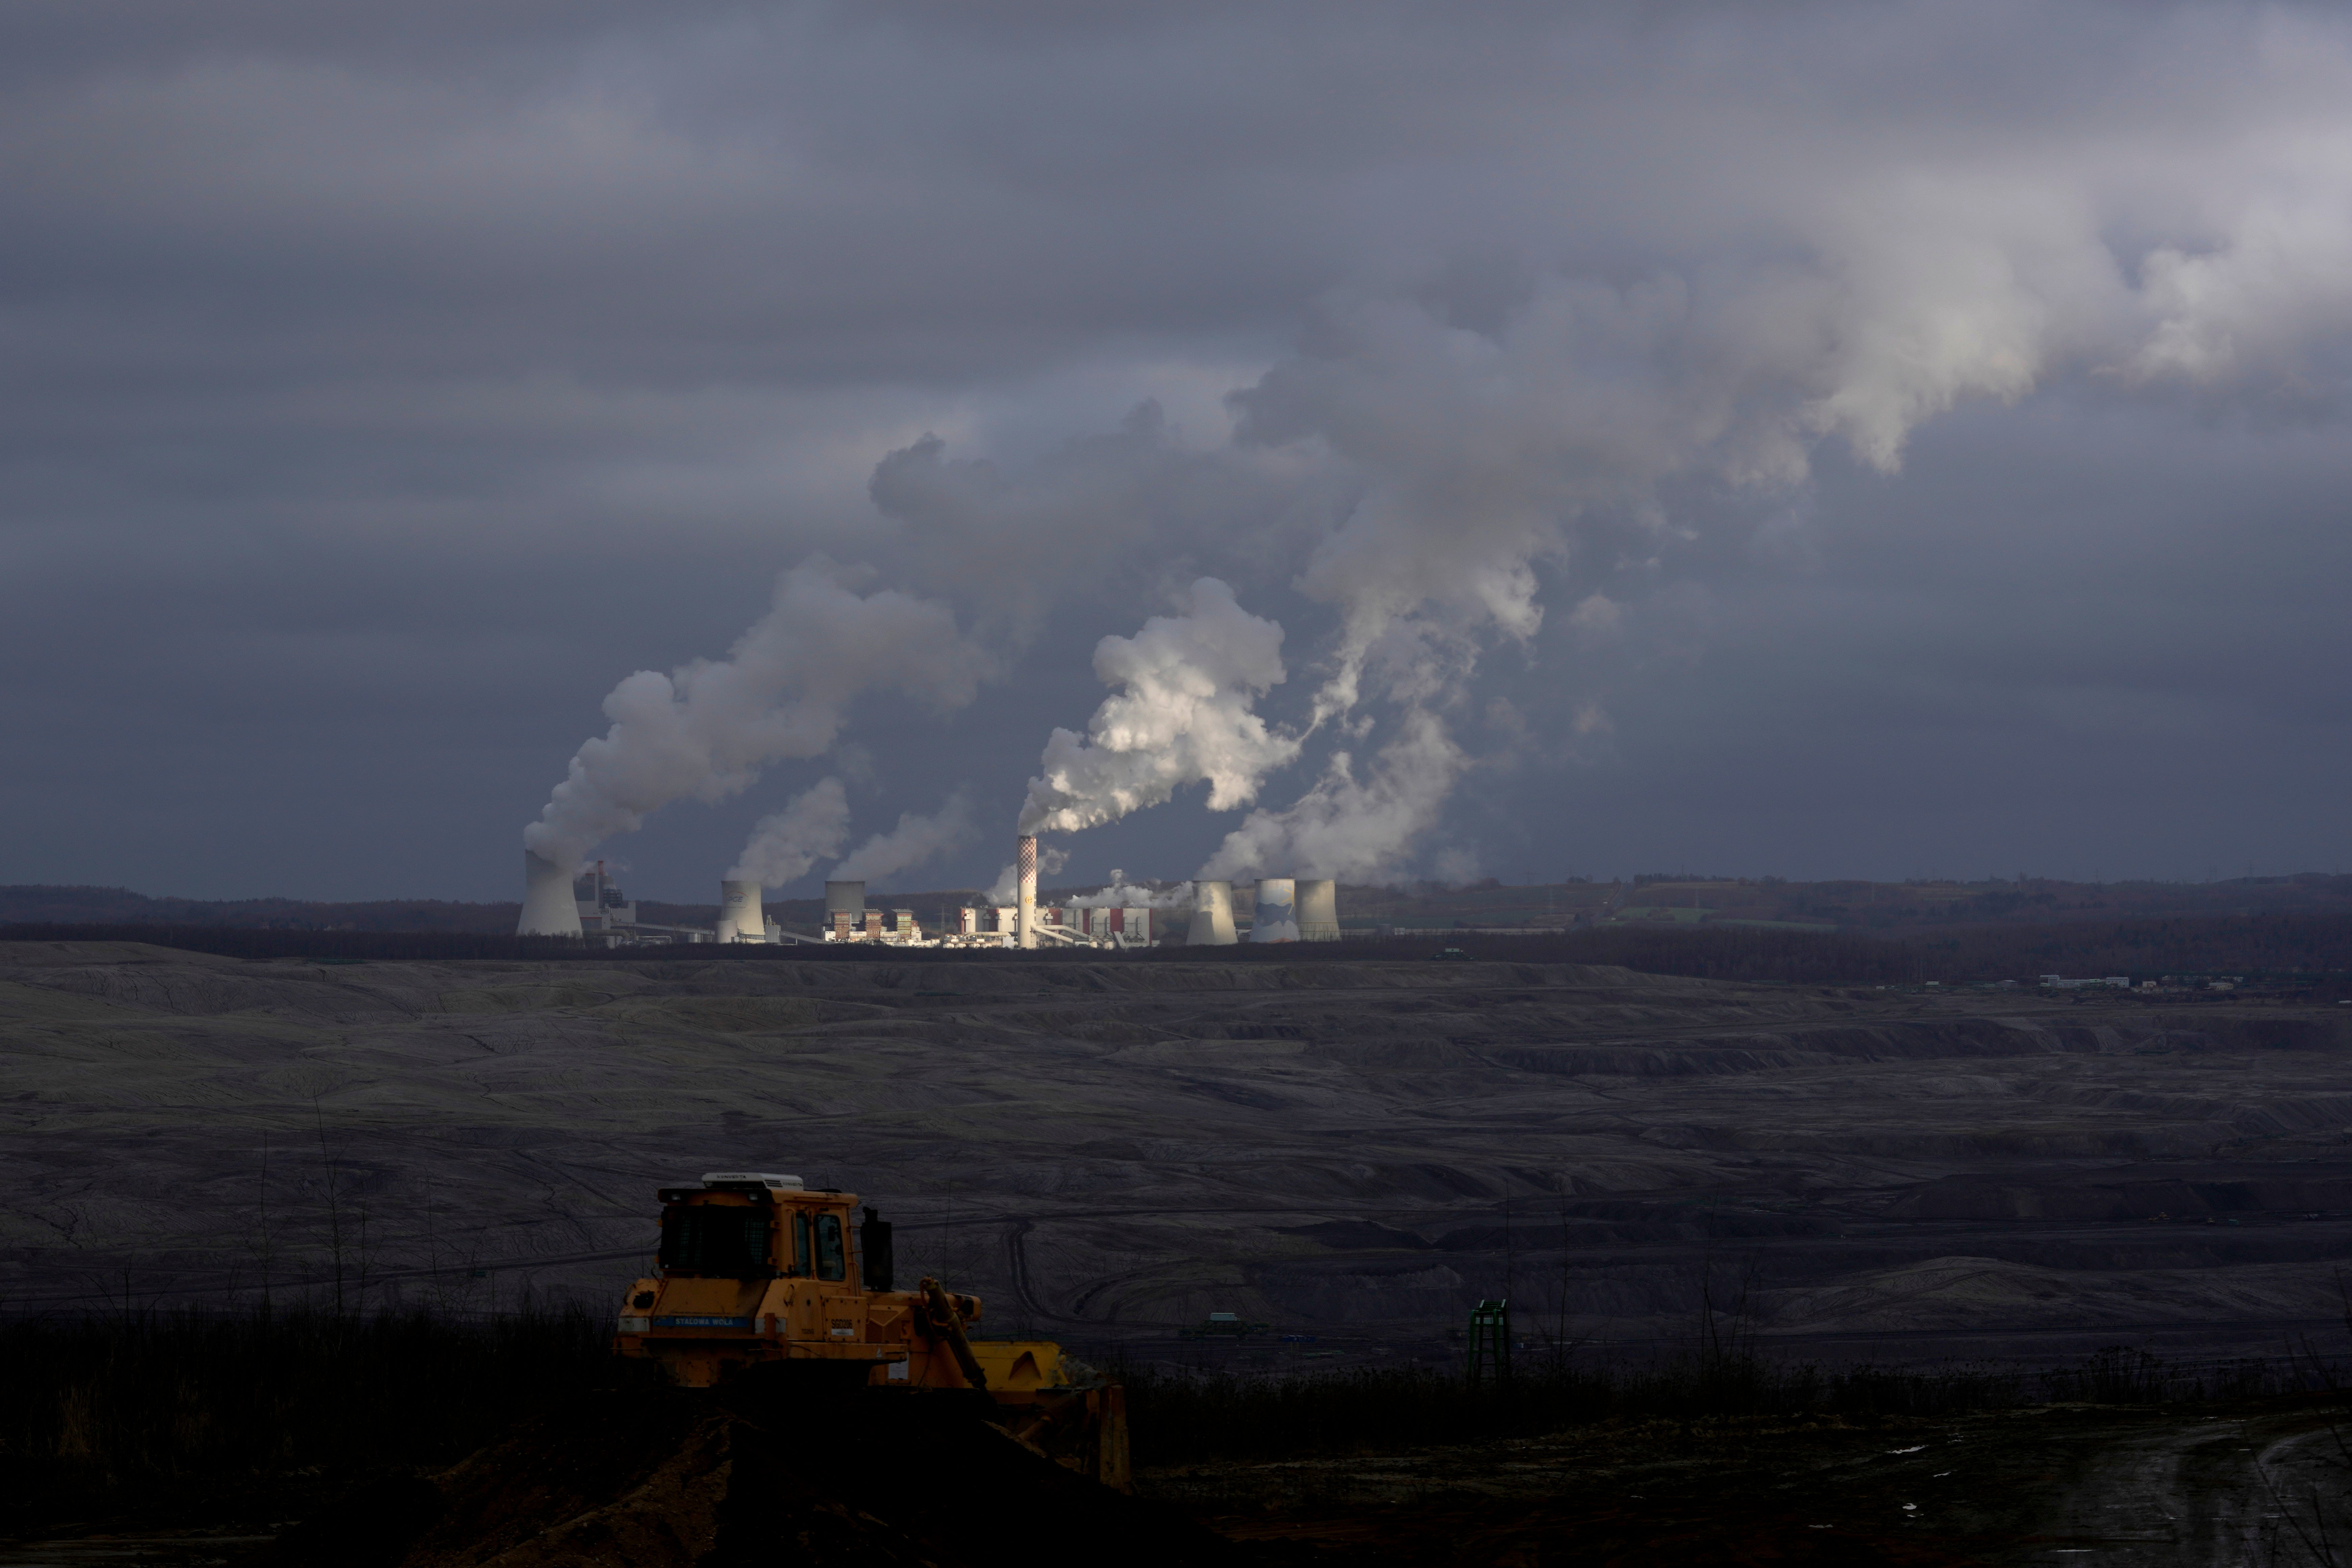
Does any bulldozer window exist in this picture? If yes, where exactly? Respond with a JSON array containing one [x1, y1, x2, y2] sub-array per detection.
[[788, 1211, 811, 1277], [659, 1205, 772, 1277], [815, 1212, 846, 1281]]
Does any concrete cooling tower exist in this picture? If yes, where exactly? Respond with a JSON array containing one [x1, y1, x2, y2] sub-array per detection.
[[1297, 879, 1339, 942], [1187, 880, 1237, 945], [717, 879, 762, 943], [1251, 878, 1300, 943], [517, 850, 583, 937]]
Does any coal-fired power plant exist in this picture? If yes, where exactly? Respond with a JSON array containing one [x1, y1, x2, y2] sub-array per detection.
[[515, 833, 1342, 950], [778, 835, 1346, 950]]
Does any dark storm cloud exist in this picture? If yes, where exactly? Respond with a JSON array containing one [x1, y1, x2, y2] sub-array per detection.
[[3, 1, 2350, 898]]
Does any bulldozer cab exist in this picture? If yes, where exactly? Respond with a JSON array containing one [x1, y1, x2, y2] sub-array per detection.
[[653, 1173, 883, 1289], [654, 1171, 875, 1279]]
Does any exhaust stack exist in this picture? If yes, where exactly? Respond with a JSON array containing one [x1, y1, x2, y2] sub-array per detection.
[[1186, 880, 1237, 946], [517, 849, 584, 937], [717, 879, 762, 944], [1016, 835, 1038, 949]]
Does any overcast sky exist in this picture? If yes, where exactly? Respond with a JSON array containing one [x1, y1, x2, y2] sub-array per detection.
[[6, 1, 2351, 903]]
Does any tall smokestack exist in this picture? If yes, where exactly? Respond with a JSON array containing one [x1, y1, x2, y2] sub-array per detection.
[[1296, 879, 1340, 941], [1252, 878, 1299, 943], [517, 850, 584, 937], [1187, 880, 1237, 946], [1016, 834, 1038, 949], [717, 879, 762, 944]]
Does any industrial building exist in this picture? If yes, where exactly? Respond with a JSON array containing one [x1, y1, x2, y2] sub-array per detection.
[[515, 834, 1344, 949], [809, 839, 1342, 949], [813, 877, 1155, 949]]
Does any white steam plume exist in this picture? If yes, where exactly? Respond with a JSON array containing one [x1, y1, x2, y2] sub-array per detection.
[[522, 558, 985, 871], [727, 777, 852, 887], [572, 17, 2352, 894], [1198, 708, 1468, 883], [832, 792, 974, 884], [1017, 578, 1299, 836], [1068, 872, 1194, 910], [984, 843, 1067, 905]]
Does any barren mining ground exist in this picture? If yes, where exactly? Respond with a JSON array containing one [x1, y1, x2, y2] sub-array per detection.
[[1146, 1395, 2352, 1565], [5, 1398, 2350, 1565], [5, 941, 2352, 1363]]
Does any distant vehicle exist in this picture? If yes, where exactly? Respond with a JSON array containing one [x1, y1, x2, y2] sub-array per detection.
[[1433, 947, 1470, 961]]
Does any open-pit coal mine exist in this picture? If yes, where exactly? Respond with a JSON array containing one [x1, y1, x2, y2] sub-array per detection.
[[6, 938, 2352, 1563]]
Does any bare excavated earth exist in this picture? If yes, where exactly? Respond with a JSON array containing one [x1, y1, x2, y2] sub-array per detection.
[[5, 941, 2352, 1367], [9, 1394, 2352, 1566], [1146, 1394, 2352, 1566]]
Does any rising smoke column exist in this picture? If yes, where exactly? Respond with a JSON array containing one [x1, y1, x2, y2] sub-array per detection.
[[1067, 870, 1194, 910], [1200, 253, 2136, 868], [984, 841, 1067, 906], [553, 21, 2352, 892], [1197, 708, 1467, 882], [728, 777, 852, 887], [1017, 577, 1300, 837], [523, 558, 985, 871], [832, 792, 974, 883]]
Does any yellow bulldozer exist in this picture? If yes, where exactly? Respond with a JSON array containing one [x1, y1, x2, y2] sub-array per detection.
[[613, 1171, 1130, 1490]]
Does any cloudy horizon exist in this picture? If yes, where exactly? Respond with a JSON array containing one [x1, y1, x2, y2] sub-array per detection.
[[6, 1, 2351, 902]]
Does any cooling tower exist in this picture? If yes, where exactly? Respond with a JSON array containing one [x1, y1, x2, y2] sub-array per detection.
[[517, 850, 584, 937], [717, 879, 762, 943], [1187, 880, 1237, 946], [824, 880, 866, 926], [1252, 877, 1300, 943], [1016, 835, 1038, 949], [1297, 879, 1340, 941]]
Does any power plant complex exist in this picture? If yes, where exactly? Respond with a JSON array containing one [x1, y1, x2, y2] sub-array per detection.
[[516, 835, 1342, 948]]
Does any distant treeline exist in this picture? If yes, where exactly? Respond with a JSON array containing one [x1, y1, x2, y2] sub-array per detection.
[[6, 913, 2349, 987], [0, 883, 524, 931], [1912, 911, 2352, 984]]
